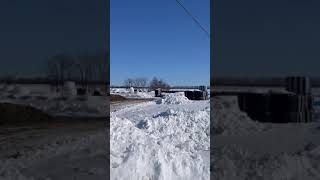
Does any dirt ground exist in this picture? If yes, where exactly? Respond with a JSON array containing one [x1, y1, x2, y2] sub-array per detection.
[[110, 94, 155, 112], [0, 103, 108, 180]]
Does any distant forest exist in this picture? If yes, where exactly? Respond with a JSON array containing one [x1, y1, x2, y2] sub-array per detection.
[[0, 50, 110, 87]]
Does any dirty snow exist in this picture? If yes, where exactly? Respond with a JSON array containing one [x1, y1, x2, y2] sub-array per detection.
[[111, 93, 210, 180]]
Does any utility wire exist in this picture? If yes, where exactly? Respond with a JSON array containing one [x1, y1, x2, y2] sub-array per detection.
[[175, 0, 210, 38]]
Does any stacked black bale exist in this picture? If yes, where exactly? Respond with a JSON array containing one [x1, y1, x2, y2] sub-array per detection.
[[194, 91, 207, 100], [199, 86, 207, 92], [198, 86, 209, 100], [284, 76, 313, 122], [285, 76, 311, 95], [238, 82, 313, 123]]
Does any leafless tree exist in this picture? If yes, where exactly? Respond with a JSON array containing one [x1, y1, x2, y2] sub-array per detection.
[[149, 77, 170, 90], [135, 78, 148, 87], [123, 78, 134, 88], [46, 53, 74, 91]]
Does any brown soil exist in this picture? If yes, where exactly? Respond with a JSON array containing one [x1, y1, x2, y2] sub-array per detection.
[[111, 94, 127, 102], [0, 103, 52, 125]]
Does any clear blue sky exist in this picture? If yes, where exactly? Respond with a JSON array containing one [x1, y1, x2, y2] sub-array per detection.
[[111, 0, 210, 86], [214, 0, 320, 77], [0, 0, 106, 77]]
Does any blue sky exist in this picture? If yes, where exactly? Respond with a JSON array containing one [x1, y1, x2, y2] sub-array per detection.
[[214, 0, 320, 77], [0, 0, 106, 77], [110, 0, 210, 86]]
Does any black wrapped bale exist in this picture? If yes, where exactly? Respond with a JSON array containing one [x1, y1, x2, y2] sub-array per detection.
[[184, 91, 195, 100], [93, 90, 102, 96], [194, 91, 204, 100], [237, 93, 271, 122], [199, 86, 207, 92], [238, 92, 313, 123], [77, 88, 86, 95], [155, 89, 162, 97]]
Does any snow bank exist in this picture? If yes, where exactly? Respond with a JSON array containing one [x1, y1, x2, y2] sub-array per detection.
[[213, 144, 320, 180], [212, 96, 266, 135], [157, 92, 190, 105], [111, 100, 210, 180], [0, 94, 108, 117], [12, 86, 30, 96], [63, 81, 77, 98]]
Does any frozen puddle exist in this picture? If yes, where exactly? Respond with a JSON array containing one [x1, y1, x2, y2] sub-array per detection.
[[110, 93, 210, 180]]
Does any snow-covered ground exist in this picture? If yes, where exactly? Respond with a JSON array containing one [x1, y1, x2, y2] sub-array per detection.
[[0, 84, 108, 179], [111, 88, 155, 99], [0, 84, 108, 117], [213, 96, 320, 180], [110, 92, 210, 180]]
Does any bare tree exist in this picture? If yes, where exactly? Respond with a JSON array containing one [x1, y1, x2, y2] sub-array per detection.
[[135, 78, 148, 87], [46, 53, 74, 91], [149, 77, 170, 90], [123, 78, 134, 88]]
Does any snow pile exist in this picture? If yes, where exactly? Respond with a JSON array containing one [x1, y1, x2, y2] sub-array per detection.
[[130, 87, 134, 94], [213, 144, 320, 180], [11, 86, 30, 96], [111, 88, 154, 99], [157, 92, 191, 105], [62, 81, 77, 98], [212, 96, 266, 135], [111, 100, 210, 180], [135, 92, 154, 98], [3, 85, 15, 92]]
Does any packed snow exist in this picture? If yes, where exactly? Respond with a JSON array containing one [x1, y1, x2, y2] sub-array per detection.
[[110, 93, 210, 180]]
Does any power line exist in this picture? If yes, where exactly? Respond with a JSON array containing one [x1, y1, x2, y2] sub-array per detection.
[[175, 0, 210, 38]]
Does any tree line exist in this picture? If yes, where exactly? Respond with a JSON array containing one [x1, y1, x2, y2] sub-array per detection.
[[46, 51, 109, 91], [123, 77, 170, 90]]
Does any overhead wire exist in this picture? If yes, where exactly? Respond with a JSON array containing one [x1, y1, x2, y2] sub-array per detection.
[[175, 0, 210, 38]]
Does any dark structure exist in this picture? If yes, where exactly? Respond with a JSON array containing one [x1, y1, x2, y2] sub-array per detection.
[[155, 88, 162, 97], [238, 76, 313, 123], [154, 86, 209, 100]]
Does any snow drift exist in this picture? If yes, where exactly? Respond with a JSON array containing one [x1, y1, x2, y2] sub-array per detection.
[[111, 94, 209, 180]]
